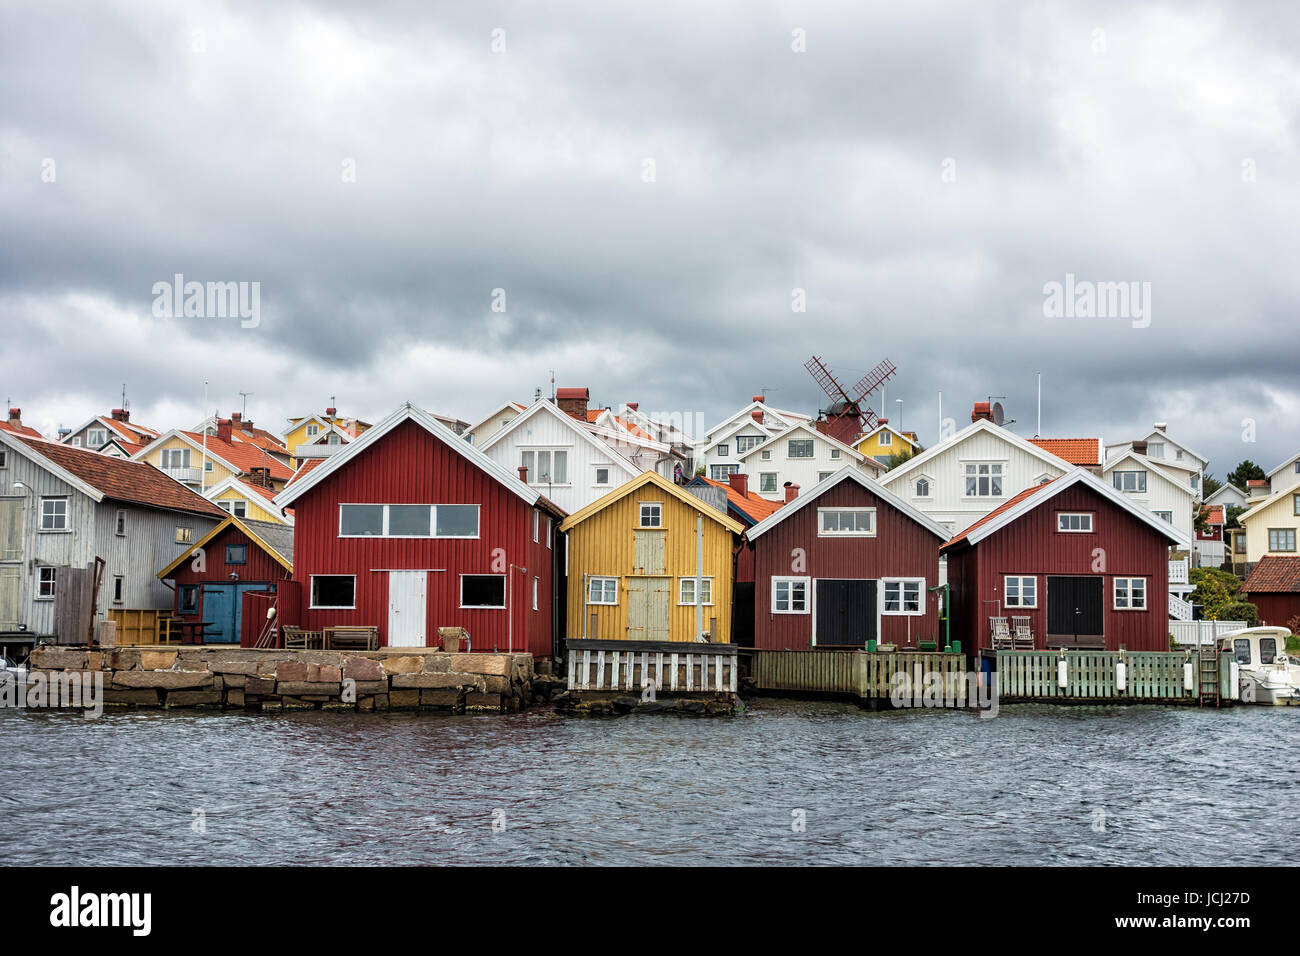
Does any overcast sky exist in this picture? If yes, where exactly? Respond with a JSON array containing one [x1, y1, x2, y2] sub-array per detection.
[[2, 0, 1297, 479]]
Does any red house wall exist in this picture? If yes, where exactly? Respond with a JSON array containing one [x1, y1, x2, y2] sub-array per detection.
[[751, 481, 943, 650], [946, 483, 1171, 654], [290, 419, 555, 657], [1246, 592, 1300, 628]]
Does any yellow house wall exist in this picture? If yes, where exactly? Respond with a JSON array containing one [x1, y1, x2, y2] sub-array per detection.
[[140, 435, 238, 487], [211, 487, 286, 525], [1242, 486, 1300, 563], [565, 489, 736, 643]]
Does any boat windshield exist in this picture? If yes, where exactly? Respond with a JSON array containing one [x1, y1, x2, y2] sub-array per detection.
[[1233, 639, 1252, 664], [1260, 638, 1277, 664]]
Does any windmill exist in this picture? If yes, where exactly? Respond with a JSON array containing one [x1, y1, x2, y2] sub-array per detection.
[[804, 356, 897, 445]]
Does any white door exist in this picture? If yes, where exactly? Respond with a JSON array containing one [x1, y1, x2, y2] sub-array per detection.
[[387, 571, 427, 648]]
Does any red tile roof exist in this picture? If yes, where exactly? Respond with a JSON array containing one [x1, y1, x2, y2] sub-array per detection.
[[943, 479, 1059, 548], [286, 458, 325, 486], [1248, 479, 1269, 487], [0, 421, 44, 439], [17, 438, 225, 517], [697, 476, 783, 524], [180, 431, 292, 480], [102, 416, 160, 445], [1242, 556, 1300, 594], [1029, 438, 1101, 467], [1202, 505, 1225, 525]]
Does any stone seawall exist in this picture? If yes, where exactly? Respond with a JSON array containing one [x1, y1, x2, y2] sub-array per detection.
[[26, 646, 548, 713]]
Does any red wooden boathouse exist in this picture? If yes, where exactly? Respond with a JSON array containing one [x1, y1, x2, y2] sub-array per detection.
[[274, 404, 566, 658], [942, 468, 1181, 653], [744, 467, 948, 650]]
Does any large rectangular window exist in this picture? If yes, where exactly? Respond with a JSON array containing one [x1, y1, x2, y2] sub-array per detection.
[[1004, 575, 1036, 608], [759, 473, 778, 493], [882, 579, 923, 615], [1056, 512, 1093, 532], [1268, 528, 1297, 552], [818, 508, 876, 536], [461, 574, 506, 608], [964, 463, 1003, 497], [311, 575, 355, 609], [1112, 470, 1147, 493], [679, 577, 713, 606], [710, 464, 739, 480], [735, 435, 762, 454], [772, 576, 809, 613], [787, 439, 814, 459], [339, 504, 479, 538]]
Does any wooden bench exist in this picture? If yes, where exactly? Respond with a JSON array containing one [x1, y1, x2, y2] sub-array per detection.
[[323, 626, 379, 651], [281, 626, 323, 650]]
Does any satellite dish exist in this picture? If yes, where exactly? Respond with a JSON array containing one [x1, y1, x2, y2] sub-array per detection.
[[991, 402, 1006, 426]]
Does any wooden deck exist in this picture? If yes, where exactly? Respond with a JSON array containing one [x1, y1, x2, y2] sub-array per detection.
[[749, 649, 967, 701]]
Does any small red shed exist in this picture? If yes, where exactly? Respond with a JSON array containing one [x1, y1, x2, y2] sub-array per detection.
[[274, 404, 566, 658], [1241, 557, 1300, 628], [157, 517, 294, 645], [744, 467, 949, 650], [941, 468, 1182, 653]]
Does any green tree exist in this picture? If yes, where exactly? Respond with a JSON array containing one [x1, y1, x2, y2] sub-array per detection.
[[882, 449, 913, 470], [1227, 460, 1265, 488], [1201, 473, 1222, 497]]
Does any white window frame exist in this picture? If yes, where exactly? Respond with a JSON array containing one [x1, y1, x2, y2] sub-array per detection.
[[735, 435, 762, 454], [817, 507, 876, 537], [710, 464, 739, 481], [771, 576, 810, 614], [533, 511, 540, 543], [639, 501, 663, 528], [1112, 470, 1147, 493], [112, 575, 124, 604], [1114, 577, 1147, 611], [175, 526, 193, 544], [1004, 575, 1037, 608], [760, 449, 772, 461], [830, 447, 842, 459], [963, 462, 1004, 498], [678, 577, 714, 606], [881, 578, 925, 616], [914, 477, 931, 498], [310, 574, 356, 609], [587, 576, 618, 605], [759, 473, 778, 493], [459, 573, 507, 609], [593, 465, 612, 487], [520, 447, 570, 486], [337, 503, 481, 539], [36, 566, 57, 601], [787, 439, 814, 459], [39, 497, 70, 532], [306, 423, 320, 437], [878, 431, 892, 447], [1153, 510, 1173, 524], [1056, 512, 1094, 533], [532, 576, 539, 611], [88, 428, 107, 448]]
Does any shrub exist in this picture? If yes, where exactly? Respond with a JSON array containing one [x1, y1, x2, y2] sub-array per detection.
[[1219, 601, 1259, 627]]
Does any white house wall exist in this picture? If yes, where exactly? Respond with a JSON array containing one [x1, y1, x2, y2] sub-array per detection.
[[739, 431, 869, 501], [1101, 458, 1194, 544]]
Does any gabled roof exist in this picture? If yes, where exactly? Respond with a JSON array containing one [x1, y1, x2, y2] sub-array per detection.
[[62, 414, 160, 447], [1201, 504, 1225, 526], [559, 470, 744, 534], [941, 467, 1187, 551], [1241, 556, 1300, 594], [478, 399, 641, 475], [702, 401, 810, 443], [857, 422, 922, 453], [465, 400, 528, 439], [0, 420, 44, 439], [275, 402, 562, 515], [6, 434, 225, 518], [701, 415, 777, 452], [282, 414, 369, 440], [1106, 430, 1208, 467], [746, 466, 950, 542], [1204, 483, 1247, 506], [203, 475, 292, 523], [687, 476, 784, 527], [1028, 438, 1101, 467], [1238, 478, 1300, 523], [739, 420, 867, 465], [879, 418, 1074, 487], [1101, 450, 1192, 497], [156, 516, 294, 579], [132, 429, 293, 481], [1267, 452, 1300, 481]]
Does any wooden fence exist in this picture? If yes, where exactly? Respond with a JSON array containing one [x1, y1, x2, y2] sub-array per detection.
[[750, 649, 967, 701], [995, 650, 1233, 702], [107, 609, 180, 645], [566, 639, 738, 695]]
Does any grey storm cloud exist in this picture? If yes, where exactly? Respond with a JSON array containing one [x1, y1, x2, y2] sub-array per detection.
[[1, 0, 1298, 478]]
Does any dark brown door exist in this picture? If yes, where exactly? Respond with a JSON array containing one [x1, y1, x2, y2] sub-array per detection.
[[815, 579, 877, 646], [1046, 575, 1104, 645]]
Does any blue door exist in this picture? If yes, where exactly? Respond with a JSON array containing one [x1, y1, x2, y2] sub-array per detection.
[[202, 585, 238, 643]]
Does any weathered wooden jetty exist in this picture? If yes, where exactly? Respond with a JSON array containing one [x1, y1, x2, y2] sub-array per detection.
[[561, 639, 739, 715]]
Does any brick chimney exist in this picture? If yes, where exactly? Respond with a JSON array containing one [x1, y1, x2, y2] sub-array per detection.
[[626, 402, 639, 412], [216, 417, 233, 443], [232, 412, 242, 426], [784, 481, 800, 503], [555, 387, 590, 420], [7, 408, 20, 428], [971, 402, 993, 423], [517, 465, 530, 483], [110, 407, 130, 422], [728, 472, 749, 497], [249, 466, 270, 487], [877, 417, 889, 426], [325, 406, 337, 417]]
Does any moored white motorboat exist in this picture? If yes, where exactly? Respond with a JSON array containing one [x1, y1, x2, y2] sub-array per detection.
[[1218, 626, 1300, 705]]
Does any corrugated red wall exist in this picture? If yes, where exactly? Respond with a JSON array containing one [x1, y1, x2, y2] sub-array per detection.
[[168, 522, 291, 624], [945, 483, 1171, 653], [1244, 592, 1300, 628], [289, 419, 557, 657], [750, 480, 943, 650]]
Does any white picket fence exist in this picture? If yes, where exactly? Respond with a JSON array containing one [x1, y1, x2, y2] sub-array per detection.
[[1169, 619, 1248, 647]]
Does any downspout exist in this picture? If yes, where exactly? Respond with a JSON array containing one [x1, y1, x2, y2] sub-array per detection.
[[696, 512, 704, 640]]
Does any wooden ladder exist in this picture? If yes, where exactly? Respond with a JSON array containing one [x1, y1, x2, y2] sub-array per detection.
[[1197, 646, 1221, 707]]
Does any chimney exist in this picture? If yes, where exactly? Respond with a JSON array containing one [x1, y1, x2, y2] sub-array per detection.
[[752, 409, 763, 424], [216, 418, 233, 444], [232, 412, 242, 425], [555, 387, 590, 420], [1153, 422, 1167, 432], [626, 402, 639, 412], [325, 406, 337, 417], [728, 472, 749, 497], [110, 408, 130, 422], [751, 395, 764, 404], [517, 465, 530, 483], [784, 481, 800, 503], [7, 408, 20, 428], [249, 466, 270, 487], [971, 402, 993, 423], [877, 417, 889, 425]]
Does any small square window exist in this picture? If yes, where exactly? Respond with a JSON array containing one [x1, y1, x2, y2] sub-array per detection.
[[226, 544, 247, 565], [639, 502, 662, 528], [179, 585, 199, 613], [175, 527, 193, 544], [588, 577, 618, 604], [717, 444, 729, 457], [595, 467, 610, 485], [40, 498, 69, 531]]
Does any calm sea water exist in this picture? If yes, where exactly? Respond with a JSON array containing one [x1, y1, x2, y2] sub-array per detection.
[[0, 700, 1294, 866]]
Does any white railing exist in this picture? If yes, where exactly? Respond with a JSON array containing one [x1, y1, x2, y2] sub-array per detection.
[[1169, 594, 1194, 621], [1168, 558, 1189, 585], [1169, 620, 1248, 647], [161, 466, 201, 484], [566, 639, 738, 695]]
